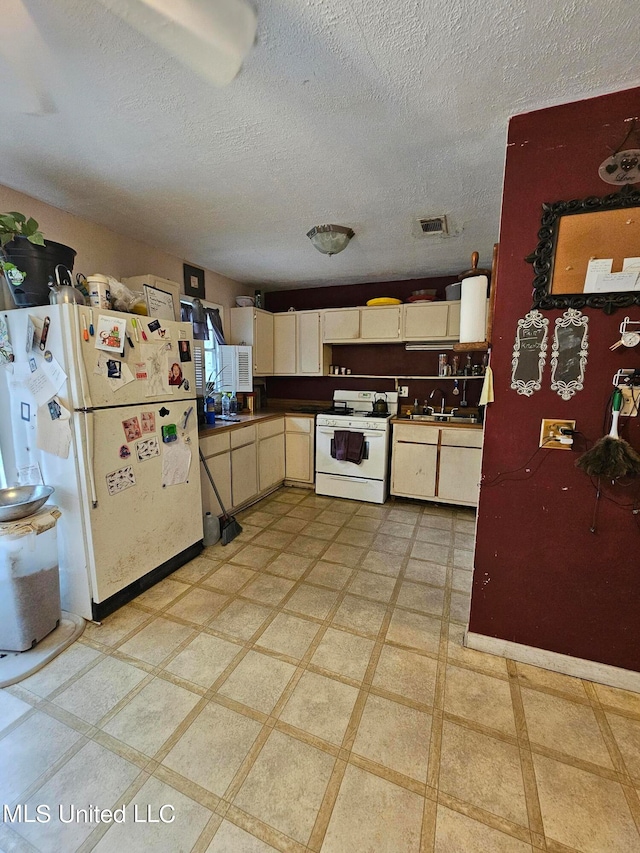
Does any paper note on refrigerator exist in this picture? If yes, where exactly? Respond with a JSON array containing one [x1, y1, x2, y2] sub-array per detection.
[[141, 344, 171, 396], [108, 361, 136, 392], [26, 363, 58, 407], [40, 354, 67, 396], [161, 439, 191, 487], [17, 464, 43, 485], [95, 315, 126, 355], [106, 466, 136, 495], [36, 397, 71, 458]]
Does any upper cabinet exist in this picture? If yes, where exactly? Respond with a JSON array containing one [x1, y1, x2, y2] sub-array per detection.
[[359, 306, 401, 341], [323, 308, 360, 342], [401, 301, 460, 341], [229, 307, 274, 375], [270, 309, 329, 376], [322, 301, 463, 344], [273, 312, 297, 375], [297, 311, 329, 375]]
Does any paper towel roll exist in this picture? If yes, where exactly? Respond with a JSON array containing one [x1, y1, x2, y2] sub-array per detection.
[[459, 275, 488, 343]]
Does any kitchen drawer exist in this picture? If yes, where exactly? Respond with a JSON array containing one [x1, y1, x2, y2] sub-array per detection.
[[440, 428, 483, 448], [231, 424, 257, 448], [200, 432, 231, 457], [258, 417, 285, 439], [286, 415, 313, 434], [393, 423, 439, 445]]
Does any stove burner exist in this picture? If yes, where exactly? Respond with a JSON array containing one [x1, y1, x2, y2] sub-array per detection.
[[325, 406, 354, 415]]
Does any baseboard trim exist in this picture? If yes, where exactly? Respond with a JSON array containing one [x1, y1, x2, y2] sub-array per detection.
[[465, 631, 640, 693]]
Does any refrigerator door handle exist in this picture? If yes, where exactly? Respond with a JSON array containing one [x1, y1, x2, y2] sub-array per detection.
[[83, 410, 98, 508], [72, 303, 93, 410]]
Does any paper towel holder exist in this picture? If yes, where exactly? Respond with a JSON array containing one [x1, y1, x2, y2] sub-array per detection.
[[457, 251, 491, 290], [452, 250, 492, 352]]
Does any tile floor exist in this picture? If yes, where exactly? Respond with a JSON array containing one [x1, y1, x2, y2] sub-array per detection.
[[2, 487, 640, 852]]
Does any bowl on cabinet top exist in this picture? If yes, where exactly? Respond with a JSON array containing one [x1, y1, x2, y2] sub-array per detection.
[[365, 297, 402, 306], [0, 485, 55, 522], [235, 296, 255, 307]]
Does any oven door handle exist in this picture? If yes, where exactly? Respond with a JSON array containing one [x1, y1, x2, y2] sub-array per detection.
[[317, 428, 383, 437], [322, 474, 371, 483]]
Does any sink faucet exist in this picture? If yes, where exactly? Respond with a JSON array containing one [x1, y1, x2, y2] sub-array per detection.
[[429, 388, 447, 414]]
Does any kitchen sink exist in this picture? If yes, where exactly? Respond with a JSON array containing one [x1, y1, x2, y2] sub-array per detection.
[[407, 413, 479, 424]]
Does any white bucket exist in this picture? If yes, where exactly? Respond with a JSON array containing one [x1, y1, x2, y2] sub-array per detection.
[[87, 274, 111, 309]]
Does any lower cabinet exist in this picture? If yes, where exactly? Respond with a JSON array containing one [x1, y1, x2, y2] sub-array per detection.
[[258, 418, 285, 491], [391, 440, 438, 499], [201, 415, 314, 522], [231, 442, 258, 507], [391, 423, 482, 507], [285, 416, 315, 484], [438, 445, 482, 504]]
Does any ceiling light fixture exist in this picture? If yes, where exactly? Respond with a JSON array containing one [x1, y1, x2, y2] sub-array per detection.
[[306, 224, 354, 256]]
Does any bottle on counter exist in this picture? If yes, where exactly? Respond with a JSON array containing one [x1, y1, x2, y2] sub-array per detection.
[[413, 398, 421, 414], [221, 393, 230, 417], [229, 392, 238, 415]]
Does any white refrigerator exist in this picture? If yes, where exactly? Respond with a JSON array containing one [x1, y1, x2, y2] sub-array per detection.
[[0, 303, 202, 621]]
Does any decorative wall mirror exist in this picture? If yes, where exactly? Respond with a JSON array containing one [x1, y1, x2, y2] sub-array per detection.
[[511, 310, 549, 396], [526, 184, 640, 314], [550, 309, 589, 400]]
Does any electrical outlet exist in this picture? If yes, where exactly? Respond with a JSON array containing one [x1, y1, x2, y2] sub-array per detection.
[[539, 418, 576, 450], [398, 386, 409, 397], [620, 386, 639, 417]]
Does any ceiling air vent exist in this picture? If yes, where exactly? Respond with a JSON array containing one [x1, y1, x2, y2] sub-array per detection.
[[419, 215, 448, 235]]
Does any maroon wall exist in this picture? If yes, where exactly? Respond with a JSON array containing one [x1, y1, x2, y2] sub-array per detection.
[[268, 345, 484, 409], [470, 87, 640, 671], [264, 276, 455, 312], [266, 275, 485, 407]]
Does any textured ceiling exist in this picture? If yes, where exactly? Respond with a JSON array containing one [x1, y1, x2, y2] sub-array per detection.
[[0, 1, 638, 289]]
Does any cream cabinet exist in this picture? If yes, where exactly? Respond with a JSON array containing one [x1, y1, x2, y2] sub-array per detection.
[[258, 418, 285, 492], [271, 311, 330, 376], [273, 313, 297, 375], [447, 301, 461, 338], [402, 302, 450, 340], [359, 306, 401, 341], [285, 416, 315, 485], [321, 301, 463, 344], [391, 422, 482, 507], [297, 311, 330, 376], [229, 307, 274, 375], [200, 432, 232, 516], [437, 428, 483, 505], [322, 308, 360, 342], [231, 443, 258, 507], [391, 441, 438, 499]]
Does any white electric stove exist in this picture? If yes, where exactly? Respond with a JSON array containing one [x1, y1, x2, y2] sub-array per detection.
[[315, 390, 399, 504]]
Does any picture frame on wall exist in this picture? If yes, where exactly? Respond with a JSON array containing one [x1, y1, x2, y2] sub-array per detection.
[[183, 263, 205, 299]]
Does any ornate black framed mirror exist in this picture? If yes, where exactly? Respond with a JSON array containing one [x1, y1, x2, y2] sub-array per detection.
[[526, 184, 640, 314]]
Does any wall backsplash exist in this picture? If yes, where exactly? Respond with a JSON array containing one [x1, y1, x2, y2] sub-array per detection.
[[264, 275, 456, 312]]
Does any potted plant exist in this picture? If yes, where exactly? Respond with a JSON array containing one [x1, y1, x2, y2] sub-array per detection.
[[0, 212, 76, 307]]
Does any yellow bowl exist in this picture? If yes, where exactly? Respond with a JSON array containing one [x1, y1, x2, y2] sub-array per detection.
[[365, 297, 402, 306]]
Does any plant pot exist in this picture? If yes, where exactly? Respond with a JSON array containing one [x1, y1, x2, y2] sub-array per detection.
[[1, 236, 77, 307]]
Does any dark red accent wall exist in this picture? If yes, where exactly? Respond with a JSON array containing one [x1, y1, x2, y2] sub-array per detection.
[[265, 275, 485, 407], [264, 276, 455, 312], [470, 87, 640, 671]]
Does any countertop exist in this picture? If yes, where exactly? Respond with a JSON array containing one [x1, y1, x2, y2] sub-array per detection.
[[199, 409, 315, 437], [391, 417, 483, 430]]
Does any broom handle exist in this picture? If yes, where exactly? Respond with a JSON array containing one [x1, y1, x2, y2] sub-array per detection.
[[199, 447, 230, 518], [608, 389, 623, 440]]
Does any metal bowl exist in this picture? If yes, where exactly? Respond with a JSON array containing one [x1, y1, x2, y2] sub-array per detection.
[[0, 485, 55, 522]]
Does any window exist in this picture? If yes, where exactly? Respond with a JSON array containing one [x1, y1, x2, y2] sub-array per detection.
[[180, 297, 225, 394]]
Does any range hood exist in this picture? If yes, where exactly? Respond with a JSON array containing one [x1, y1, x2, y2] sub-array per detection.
[[405, 342, 455, 351]]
